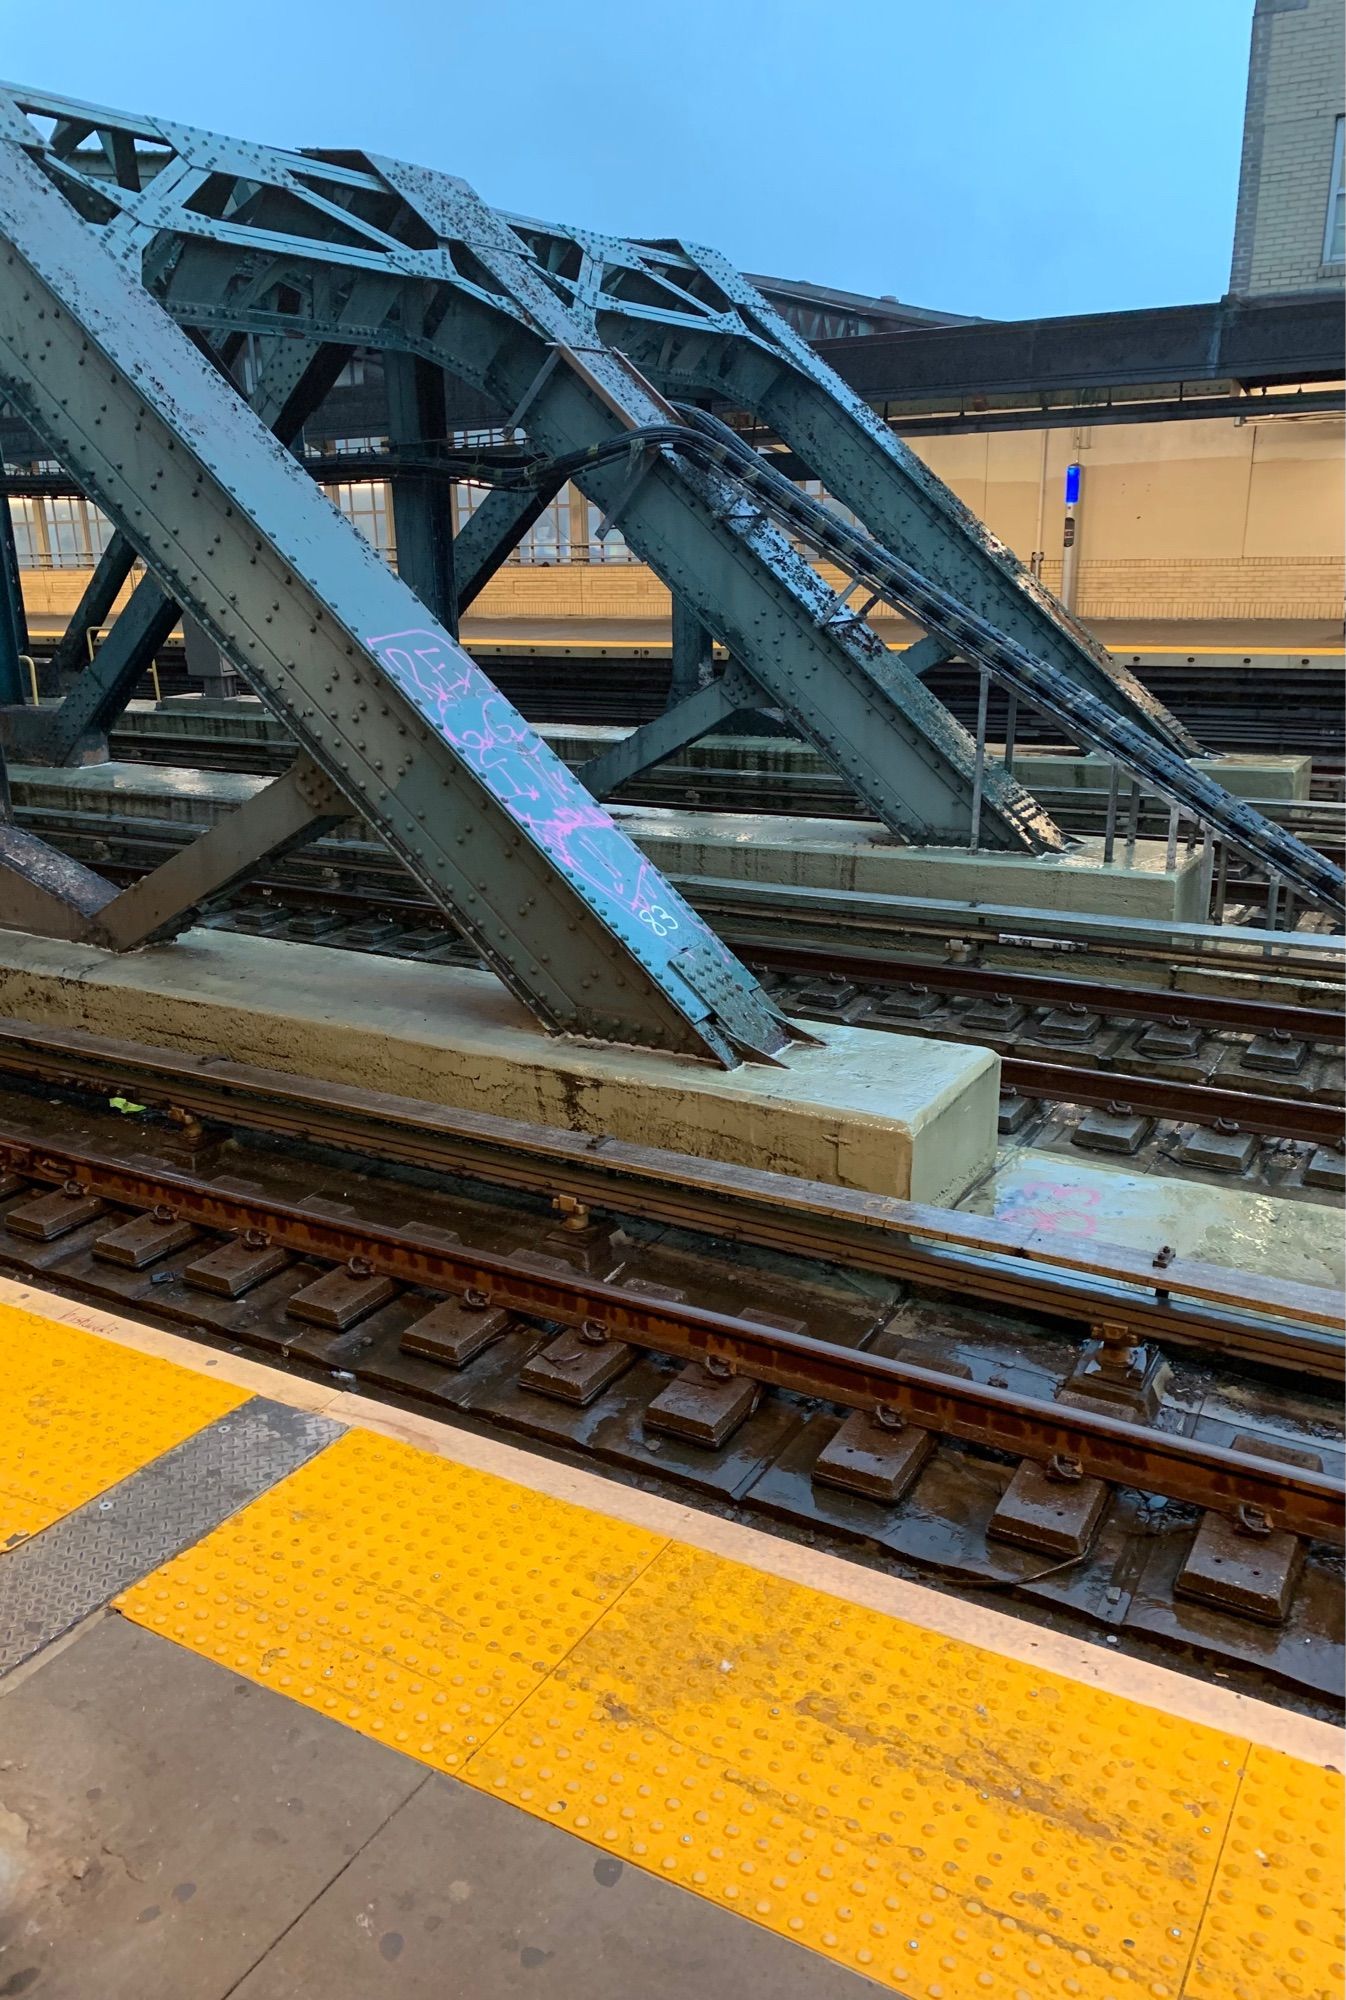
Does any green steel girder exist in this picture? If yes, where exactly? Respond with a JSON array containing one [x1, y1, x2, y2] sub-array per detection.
[[0, 488, 28, 706], [363, 156, 1063, 853], [17, 331, 341, 764], [0, 80, 1061, 853], [505, 225, 1197, 759], [0, 136, 799, 1065], [604, 247, 1199, 756], [385, 352, 455, 630]]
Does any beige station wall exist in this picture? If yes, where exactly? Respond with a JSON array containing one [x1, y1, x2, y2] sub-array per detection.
[[919, 411, 1344, 625], [20, 410, 1345, 637]]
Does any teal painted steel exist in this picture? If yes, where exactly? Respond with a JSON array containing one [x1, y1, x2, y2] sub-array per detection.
[[0, 137, 797, 1062]]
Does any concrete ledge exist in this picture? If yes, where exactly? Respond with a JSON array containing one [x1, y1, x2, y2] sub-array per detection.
[[611, 812, 1208, 922], [0, 928, 1000, 1204], [12, 764, 1207, 922]]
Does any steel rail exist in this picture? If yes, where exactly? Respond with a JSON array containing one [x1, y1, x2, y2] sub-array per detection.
[[25, 840, 1346, 1142], [0, 1020, 1339, 1379], [19, 798, 1346, 985], [997, 1060, 1344, 1146], [744, 941, 1346, 1042], [1, 1130, 1340, 1545]]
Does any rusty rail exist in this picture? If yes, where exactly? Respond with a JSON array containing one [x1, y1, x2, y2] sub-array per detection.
[[2, 1132, 1341, 1545], [747, 941, 1346, 1043]]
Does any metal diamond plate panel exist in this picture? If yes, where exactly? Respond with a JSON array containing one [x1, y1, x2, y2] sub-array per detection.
[[0, 1398, 342, 1674]]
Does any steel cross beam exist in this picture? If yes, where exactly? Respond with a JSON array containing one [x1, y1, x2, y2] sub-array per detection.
[[367, 159, 1062, 854], [0, 139, 798, 1065], [0, 82, 1059, 854], [505, 224, 1197, 760]]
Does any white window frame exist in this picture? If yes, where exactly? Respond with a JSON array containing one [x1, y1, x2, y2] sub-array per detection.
[[1323, 114, 1345, 267]]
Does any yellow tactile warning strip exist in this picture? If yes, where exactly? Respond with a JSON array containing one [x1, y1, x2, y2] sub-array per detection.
[[118, 1428, 1345, 2000], [121, 1424, 664, 1767], [0, 1303, 247, 1548], [1186, 1744, 1344, 2000]]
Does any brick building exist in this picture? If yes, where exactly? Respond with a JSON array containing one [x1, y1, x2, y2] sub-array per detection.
[[1230, 0, 1346, 295]]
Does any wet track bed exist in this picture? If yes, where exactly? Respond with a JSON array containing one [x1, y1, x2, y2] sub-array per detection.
[[0, 1059, 1339, 1715]]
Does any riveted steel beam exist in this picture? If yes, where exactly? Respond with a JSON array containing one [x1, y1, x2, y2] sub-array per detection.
[[91, 755, 349, 949], [0, 140, 797, 1065], [19, 333, 343, 764], [576, 666, 759, 800], [606, 242, 1200, 759], [370, 159, 1057, 853], [669, 598, 715, 705]]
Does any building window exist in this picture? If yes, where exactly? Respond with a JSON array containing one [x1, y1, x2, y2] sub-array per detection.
[[1324, 116, 1345, 266], [7, 494, 115, 568], [328, 479, 396, 562]]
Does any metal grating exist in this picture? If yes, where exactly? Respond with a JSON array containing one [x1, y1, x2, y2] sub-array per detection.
[[0, 1396, 343, 1674]]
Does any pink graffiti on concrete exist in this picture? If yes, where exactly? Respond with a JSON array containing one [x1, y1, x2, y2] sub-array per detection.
[[365, 626, 694, 948], [999, 1177, 1104, 1237]]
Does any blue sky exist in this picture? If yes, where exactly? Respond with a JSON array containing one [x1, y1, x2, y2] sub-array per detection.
[[2, 0, 1252, 320]]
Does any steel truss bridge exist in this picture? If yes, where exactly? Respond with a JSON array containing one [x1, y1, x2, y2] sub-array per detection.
[[0, 81, 1339, 1068]]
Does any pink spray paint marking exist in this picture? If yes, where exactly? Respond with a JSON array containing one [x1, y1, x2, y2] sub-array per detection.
[[364, 627, 707, 962], [999, 1176, 1104, 1237]]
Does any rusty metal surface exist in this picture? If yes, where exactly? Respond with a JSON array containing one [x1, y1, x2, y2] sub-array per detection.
[[0, 1128, 1338, 1545]]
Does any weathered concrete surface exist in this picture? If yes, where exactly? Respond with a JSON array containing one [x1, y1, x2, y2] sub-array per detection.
[[12, 764, 1206, 922], [0, 928, 999, 1203], [961, 1148, 1344, 1289], [611, 813, 1208, 923]]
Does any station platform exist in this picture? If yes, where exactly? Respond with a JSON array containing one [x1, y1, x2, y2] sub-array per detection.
[[0, 1278, 1340, 2000]]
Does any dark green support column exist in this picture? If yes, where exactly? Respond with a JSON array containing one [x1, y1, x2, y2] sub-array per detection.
[[0, 497, 28, 705], [668, 598, 714, 704], [46, 529, 137, 685], [385, 353, 455, 631]]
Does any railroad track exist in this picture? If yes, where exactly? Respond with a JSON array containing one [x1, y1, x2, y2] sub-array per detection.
[[40, 642, 1341, 760], [0, 1024, 1340, 1704], [100, 712, 1346, 858]]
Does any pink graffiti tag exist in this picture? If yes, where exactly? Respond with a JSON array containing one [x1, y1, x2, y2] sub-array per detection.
[[364, 627, 711, 957]]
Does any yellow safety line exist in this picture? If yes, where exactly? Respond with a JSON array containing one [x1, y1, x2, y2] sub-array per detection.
[[0, 1302, 246, 1547], [119, 1425, 1344, 1999]]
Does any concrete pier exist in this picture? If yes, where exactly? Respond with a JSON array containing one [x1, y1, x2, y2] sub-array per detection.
[[611, 810, 1208, 922], [119, 700, 1313, 803], [0, 928, 1001, 1203]]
